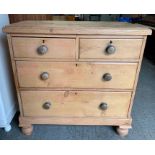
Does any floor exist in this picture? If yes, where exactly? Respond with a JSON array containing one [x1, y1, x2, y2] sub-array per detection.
[[0, 58, 155, 140]]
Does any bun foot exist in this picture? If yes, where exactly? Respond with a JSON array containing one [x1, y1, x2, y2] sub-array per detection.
[[116, 126, 131, 137], [21, 125, 33, 135]]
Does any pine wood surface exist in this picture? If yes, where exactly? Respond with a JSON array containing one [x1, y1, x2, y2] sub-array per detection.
[[3, 21, 151, 136], [3, 21, 152, 35]]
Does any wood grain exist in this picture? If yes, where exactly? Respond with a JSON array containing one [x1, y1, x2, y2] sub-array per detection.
[[21, 91, 131, 117], [3, 21, 152, 35], [7, 35, 24, 116], [127, 37, 147, 117], [80, 38, 143, 59], [16, 61, 138, 89], [19, 115, 132, 126], [9, 14, 53, 23], [12, 37, 76, 59]]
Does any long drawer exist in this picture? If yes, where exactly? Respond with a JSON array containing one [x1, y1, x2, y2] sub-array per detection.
[[16, 61, 138, 89], [12, 37, 76, 59], [80, 38, 143, 59], [21, 91, 132, 117]]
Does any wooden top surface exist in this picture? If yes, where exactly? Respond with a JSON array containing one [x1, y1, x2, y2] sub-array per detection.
[[3, 21, 152, 35]]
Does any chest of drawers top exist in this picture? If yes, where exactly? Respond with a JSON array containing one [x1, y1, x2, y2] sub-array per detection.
[[3, 20, 151, 35]]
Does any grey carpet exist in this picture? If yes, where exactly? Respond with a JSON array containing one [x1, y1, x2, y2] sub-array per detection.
[[0, 58, 155, 140]]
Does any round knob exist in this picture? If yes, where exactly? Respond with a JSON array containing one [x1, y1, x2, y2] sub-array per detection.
[[105, 44, 116, 55], [99, 102, 108, 110], [40, 72, 49, 80], [103, 73, 112, 81], [42, 102, 51, 110], [37, 45, 48, 55]]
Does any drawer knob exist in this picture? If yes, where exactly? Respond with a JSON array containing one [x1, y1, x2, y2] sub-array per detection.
[[106, 45, 116, 55], [37, 45, 48, 55], [103, 73, 112, 81], [43, 102, 51, 110], [99, 102, 108, 110], [40, 72, 49, 80]]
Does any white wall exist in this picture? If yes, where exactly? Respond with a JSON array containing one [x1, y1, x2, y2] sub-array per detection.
[[0, 14, 17, 128]]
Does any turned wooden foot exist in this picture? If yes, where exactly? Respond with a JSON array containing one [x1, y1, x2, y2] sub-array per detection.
[[116, 126, 131, 137], [21, 125, 33, 135]]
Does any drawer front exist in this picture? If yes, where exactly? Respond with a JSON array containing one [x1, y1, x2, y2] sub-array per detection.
[[21, 91, 131, 117], [12, 37, 76, 59], [17, 61, 137, 89], [80, 39, 143, 59]]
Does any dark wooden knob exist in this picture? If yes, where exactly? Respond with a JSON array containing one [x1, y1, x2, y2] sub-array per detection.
[[37, 45, 48, 55], [99, 102, 108, 110], [103, 73, 112, 81], [40, 72, 49, 80], [106, 44, 116, 55], [42, 102, 51, 110]]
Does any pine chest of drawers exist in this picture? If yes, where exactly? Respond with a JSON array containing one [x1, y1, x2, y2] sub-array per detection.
[[3, 21, 151, 136]]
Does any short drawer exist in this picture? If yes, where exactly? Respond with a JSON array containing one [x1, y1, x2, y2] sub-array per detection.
[[79, 38, 143, 59], [16, 61, 137, 89], [12, 37, 76, 59], [21, 91, 132, 117]]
